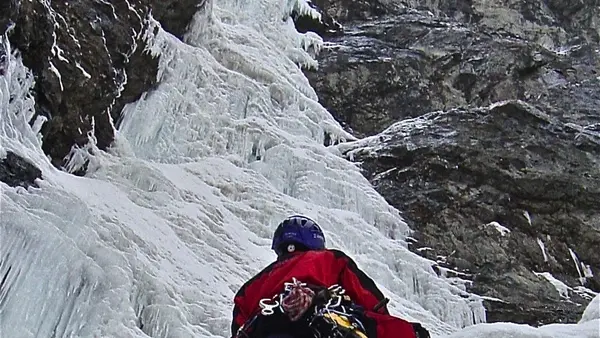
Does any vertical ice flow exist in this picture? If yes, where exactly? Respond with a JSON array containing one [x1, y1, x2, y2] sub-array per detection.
[[0, 1, 490, 337]]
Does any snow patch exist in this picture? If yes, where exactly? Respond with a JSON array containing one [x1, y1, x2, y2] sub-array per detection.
[[48, 61, 64, 91], [550, 44, 583, 56], [335, 112, 438, 160], [373, 167, 398, 181], [488, 100, 515, 110], [75, 62, 92, 79], [487, 221, 510, 236], [479, 295, 508, 303], [572, 286, 598, 301], [52, 35, 70, 63], [533, 272, 598, 303], [534, 272, 570, 299], [568, 248, 588, 285], [523, 210, 532, 225], [536, 238, 548, 262], [581, 263, 593, 278]]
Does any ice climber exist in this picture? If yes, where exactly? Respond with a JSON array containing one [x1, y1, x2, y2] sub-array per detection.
[[231, 215, 431, 338]]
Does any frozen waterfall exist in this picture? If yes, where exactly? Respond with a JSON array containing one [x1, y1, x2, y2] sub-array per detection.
[[0, 0, 598, 338]]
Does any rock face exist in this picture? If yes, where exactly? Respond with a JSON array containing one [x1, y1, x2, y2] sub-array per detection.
[[304, 0, 600, 326], [306, 0, 599, 137], [0, 0, 205, 172], [340, 101, 600, 324], [0, 151, 42, 189]]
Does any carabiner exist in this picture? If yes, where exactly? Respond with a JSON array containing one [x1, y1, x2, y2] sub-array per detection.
[[325, 295, 342, 309], [259, 297, 280, 316]]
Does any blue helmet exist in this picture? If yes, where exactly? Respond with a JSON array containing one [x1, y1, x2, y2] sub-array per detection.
[[271, 215, 326, 256]]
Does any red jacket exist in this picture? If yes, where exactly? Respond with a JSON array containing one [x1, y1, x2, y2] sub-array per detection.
[[231, 249, 417, 338]]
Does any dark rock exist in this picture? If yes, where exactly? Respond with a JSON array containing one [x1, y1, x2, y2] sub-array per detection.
[[0, 0, 204, 173], [339, 101, 600, 325], [291, 1, 343, 37], [149, 0, 206, 40], [309, 0, 395, 23], [305, 1, 600, 136], [306, 0, 600, 324], [0, 151, 42, 188]]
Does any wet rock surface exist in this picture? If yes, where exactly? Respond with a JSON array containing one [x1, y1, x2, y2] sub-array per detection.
[[306, 0, 600, 325]]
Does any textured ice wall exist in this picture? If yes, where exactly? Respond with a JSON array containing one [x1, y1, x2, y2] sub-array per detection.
[[1, 1, 487, 337]]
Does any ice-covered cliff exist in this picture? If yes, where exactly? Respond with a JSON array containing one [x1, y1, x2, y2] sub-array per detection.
[[0, 0, 598, 337]]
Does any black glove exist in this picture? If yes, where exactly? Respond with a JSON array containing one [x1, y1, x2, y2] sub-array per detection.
[[411, 322, 431, 338]]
